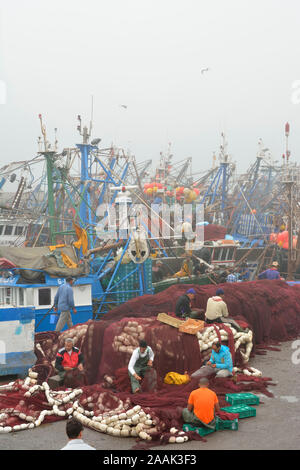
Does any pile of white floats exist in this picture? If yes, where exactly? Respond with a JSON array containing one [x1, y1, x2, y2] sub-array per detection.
[[0, 369, 189, 444]]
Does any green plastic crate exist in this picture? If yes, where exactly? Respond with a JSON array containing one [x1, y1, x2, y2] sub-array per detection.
[[182, 423, 215, 436], [225, 393, 260, 406], [216, 416, 239, 431], [221, 404, 256, 418]]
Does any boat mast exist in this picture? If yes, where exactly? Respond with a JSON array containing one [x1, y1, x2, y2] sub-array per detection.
[[38, 114, 57, 245]]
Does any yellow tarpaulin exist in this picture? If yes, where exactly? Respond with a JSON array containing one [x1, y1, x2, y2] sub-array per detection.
[[174, 260, 192, 278], [61, 252, 78, 269], [73, 223, 88, 254], [48, 244, 66, 251], [47, 245, 78, 268], [164, 372, 191, 385]]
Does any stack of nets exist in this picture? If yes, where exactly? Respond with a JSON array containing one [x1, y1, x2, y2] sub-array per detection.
[[204, 224, 227, 241], [0, 280, 299, 446]]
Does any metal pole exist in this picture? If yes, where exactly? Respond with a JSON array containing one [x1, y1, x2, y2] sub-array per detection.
[[77, 143, 91, 226], [221, 162, 227, 211], [287, 181, 293, 280], [44, 151, 56, 245]]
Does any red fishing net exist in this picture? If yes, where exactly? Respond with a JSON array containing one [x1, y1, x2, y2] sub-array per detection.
[[204, 224, 227, 241], [0, 280, 298, 445], [103, 279, 300, 345]]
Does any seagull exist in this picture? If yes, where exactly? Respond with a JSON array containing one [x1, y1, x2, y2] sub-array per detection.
[[201, 68, 210, 74], [120, 104, 128, 109]]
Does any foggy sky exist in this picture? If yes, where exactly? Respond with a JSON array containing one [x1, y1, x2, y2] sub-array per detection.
[[0, 0, 300, 176]]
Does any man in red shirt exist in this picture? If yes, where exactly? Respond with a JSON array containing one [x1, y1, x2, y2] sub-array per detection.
[[182, 377, 220, 429], [55, 338, 84, 383]]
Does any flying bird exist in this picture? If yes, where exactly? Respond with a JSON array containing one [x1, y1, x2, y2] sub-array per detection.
[[201, 68, 210, 74]]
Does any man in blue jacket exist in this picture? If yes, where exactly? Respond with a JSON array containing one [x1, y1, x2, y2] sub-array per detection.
[[191, 341, 233, 379], [54, 277, 77, 331]]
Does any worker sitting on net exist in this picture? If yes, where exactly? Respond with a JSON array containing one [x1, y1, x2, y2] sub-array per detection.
[[175, 288, 203, 319], [128, 340, 155, 393], [182, 377, 220, 430], [55, 338, 84, 384], [258, 261, 280, 280], [191, 341, 233, 379], [204, 288, 244, 332]]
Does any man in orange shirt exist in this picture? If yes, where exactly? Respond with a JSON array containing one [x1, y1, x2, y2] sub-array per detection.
[[182, 377, 220, 429]]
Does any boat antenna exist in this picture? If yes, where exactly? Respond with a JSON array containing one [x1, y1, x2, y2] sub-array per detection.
[[38, 114, 49, 152], [89, 95, 94, 137]]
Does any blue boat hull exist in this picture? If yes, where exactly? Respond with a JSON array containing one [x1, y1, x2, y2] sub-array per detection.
[[35, 305, 93, 332]]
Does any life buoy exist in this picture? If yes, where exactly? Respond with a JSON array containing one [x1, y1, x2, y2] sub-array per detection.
[[216, 239, 236, 245]]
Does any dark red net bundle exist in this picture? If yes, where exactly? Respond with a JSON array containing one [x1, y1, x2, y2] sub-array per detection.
[[204, 224, 227, 241], [103, 280, 300, 346]]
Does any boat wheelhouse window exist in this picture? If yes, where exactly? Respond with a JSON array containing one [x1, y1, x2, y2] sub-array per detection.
[[213, 248, 223, 261], [0, 226, 3, 235], [38, 288, 51, 306], [15, 226, 24, 236], [4, 225, 13, 236], [226, 248, 234, 260], [5, 288, 11, 304], [19, 288, 24, 306], [26, 289, 34, 305]]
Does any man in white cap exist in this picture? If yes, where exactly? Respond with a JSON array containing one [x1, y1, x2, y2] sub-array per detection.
[[258, 262, 280, 280]]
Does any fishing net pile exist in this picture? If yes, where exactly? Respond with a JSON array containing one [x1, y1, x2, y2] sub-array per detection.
[[103, 279, 300, 345], [204, 224, 227, 241], [0, 280, 299, 446]]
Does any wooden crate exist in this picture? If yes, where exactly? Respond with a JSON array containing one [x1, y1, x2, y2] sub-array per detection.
[[157, 312, 184, 329], [179, 318, 205, 335]]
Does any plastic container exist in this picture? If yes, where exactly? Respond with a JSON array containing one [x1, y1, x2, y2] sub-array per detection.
[[182, 423, 215, 436], [221, 404, 256, 418], [50, 314, 58, 325], [225, 392, 260, 406], [216, 416, 239, 430]]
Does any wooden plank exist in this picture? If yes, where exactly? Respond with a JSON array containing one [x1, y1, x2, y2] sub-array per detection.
[[157, 312, 184, 329]]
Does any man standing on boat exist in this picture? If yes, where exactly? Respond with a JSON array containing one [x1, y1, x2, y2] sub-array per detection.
[[258, 262, 281, 280], [54, 277, 77, 331]]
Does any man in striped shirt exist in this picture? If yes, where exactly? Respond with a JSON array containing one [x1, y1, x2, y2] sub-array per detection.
[[226, 268, 238, 283]]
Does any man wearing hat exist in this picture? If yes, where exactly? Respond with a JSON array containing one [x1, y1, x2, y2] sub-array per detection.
[[54, 277, 77, 331], [205, 288, 244, 332], [128, 340, 155, 393], [205, 288, 229, 323], [258, 262, 280, 280], [175, 288, 203, 319]]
